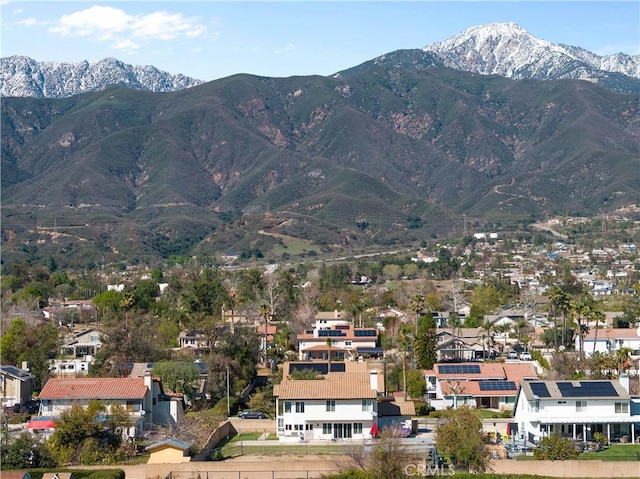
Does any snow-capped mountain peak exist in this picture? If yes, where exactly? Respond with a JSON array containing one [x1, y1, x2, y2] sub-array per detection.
[[0, 56, 205, 98], [423, 21, 640, 83]]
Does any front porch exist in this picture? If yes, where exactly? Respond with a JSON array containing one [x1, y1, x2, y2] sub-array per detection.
[[536, 418, 638, 444]]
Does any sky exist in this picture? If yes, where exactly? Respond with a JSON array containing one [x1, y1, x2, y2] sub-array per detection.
[[1, 1, 639, 81]]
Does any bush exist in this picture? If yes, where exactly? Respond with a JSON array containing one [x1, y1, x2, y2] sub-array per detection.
[[414, 400, 435, 416]]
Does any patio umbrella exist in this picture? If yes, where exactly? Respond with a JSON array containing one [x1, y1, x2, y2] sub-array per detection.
[[506, 422, 511, 436], [370, 421, 380, 437]]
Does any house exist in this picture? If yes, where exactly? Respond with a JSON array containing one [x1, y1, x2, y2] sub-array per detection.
[[579, 325, 640, 357], [178, 330, 211, 350], [145, 439, 192, 464], [35, 373, 184, 438], [514, 379, 638, 445], [435, 328, 491, 361], [378, 395, 416, 432], [273, 362, 383, 442], [0, 364, 35, 408], [60, 328, 103, 357], [49, 358, 91, 376], [425, 362, 538, 410], [297, 324, 380, 361]]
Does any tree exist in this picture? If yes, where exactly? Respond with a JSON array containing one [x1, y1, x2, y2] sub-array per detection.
[[548, 286, 572, 350], [533, 434, 578, 460], [152, 361, 201, 403], [0, 430, 57, 469], [406, 368, 427, 399], [414, 314, 437, 369], [366, 425, 411, 479], [435, 407, 490, 472], [409, 294, 426, 334], [47, 401, 128, 465]]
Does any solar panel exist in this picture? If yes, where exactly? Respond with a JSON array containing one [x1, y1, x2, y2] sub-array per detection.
[[557, 381, 619, 398], [289, 362, 346, 375], [353, 329, 377, 337], [529, 382, 551, 398], [437, 364, 481, 374], [318, 330, 346, 337], [478, 381, 517, 391]]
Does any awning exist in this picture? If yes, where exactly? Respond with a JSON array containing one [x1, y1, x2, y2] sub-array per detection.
[[357, 347, 383, 354], [27, 418, 55, 429]]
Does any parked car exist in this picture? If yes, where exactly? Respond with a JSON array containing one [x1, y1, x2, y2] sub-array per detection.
[[238, 410, 266, 419], [507, 350, 519, 360], [519, 352, 532, 361]]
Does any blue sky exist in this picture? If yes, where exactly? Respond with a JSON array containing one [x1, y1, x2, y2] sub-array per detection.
[[1, 1, 638, 81]]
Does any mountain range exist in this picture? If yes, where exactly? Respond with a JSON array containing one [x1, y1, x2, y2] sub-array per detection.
[[0, 56, 204, 98], [1, 23, 639, 268], [2, 23, 639, 98]]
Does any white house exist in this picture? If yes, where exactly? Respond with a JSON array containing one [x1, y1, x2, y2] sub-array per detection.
[[273, 362, 382, 442], [579, 325, 640, 358], [514, 379, 637, 445], [297, 324, 380, 361], [33, 373, 184, 438], [425, 362, 538, 410], [60, 328, 103, 357], [49, 358, 91, 376]]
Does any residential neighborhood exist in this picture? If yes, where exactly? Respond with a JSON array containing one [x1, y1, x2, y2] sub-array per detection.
[[2, 228, 640, 476]]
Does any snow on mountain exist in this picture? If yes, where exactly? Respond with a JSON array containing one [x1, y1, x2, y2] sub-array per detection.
[[0, 56, 205, 98], [423, 22, 640, 82]]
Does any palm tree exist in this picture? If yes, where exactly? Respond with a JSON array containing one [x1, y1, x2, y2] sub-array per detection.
[[591, 307, 605, 357], [548, 286, 571, 350], [258, 302, 272, 360], [481, 319, 496, 359], [326, 337, 333, 372], [409, 294, 426, 335]]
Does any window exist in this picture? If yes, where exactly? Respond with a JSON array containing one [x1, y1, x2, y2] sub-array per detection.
[[576, 400, 587, 412], [362, 400, 373, 412], [284, 401, 291, 413], [532, 400, 540, 413], [615, 402, 629, 414], [353, 423, 363, 434], [285, 424, 292, 431], [323, 423, 332, 434], [295, 401, 305, 413], [277, 418, 284, 431], [326, 400, 336, 412], [345, 340, 352, 346]]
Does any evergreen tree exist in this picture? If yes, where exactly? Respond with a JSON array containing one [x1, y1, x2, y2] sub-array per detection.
[[414, 314, 437, 369]]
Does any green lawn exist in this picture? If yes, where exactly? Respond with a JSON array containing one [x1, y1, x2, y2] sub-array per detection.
[[221, 443, 344, 456], [230, 432, 262, 441], [579, 444, 640, 461]]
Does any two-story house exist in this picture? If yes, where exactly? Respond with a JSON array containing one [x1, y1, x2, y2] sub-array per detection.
[[425, 362, 538, 410], [514, 379, 637, 445], [297, 324, 380, 361], [34, 373, 184, 438], [273, 362, 381, 442], [579, 325, 640, 358], [60, 328, 103, 357], [0, 364, 34, 408]]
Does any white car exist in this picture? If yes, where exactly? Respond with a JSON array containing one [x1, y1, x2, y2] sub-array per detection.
[[519, 352, 532, 361]]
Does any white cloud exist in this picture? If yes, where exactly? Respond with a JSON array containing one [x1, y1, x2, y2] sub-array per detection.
[[48, 5, 206, 51], [16, 17, 48, 27], [275, 43, 296, 54]]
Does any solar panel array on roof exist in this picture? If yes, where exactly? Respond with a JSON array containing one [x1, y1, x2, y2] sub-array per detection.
[[318, 330, 346, 337], [353, 329, 377, 337], [478, 381, 517, 391], [288, 362, 346, 375], [437, 364, 481, 374], [529, 382, 551, 398], [557, 381, 619, 398]]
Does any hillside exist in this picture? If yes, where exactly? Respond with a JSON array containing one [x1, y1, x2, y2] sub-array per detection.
[[2, 52, 640, 267]]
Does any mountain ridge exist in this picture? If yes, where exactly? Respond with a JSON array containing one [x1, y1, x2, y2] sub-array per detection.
[[423, 22, 640, 93], [2, 58, 639, 267], [0, 55, 204, 98]]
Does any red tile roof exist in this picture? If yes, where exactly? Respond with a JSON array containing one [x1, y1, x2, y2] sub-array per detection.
[[39, 377, 148, 400]]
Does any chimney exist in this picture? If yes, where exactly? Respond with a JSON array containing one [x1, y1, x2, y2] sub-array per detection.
[[618, 373, 630, 394], [370, 370, 379, 392], [21, 361, 29, 371], [144, 371, 153, 390]]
